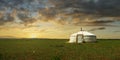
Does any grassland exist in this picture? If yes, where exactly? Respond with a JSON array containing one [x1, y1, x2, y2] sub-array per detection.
[[0, 39, 119, 60]]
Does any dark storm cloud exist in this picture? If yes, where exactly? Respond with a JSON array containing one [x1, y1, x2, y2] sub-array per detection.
[[0, 0, 120, 26], [72, 20, 115, 26], [49, 0, 120, 16], [96, 0, 120, 17], [89, 27, 106, 31]]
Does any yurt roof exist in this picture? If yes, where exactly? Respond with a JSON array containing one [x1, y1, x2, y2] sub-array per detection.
[[71, 31, 95, 36]]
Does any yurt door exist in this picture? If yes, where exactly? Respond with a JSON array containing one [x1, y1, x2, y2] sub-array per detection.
[[77, 34, 84, 43]]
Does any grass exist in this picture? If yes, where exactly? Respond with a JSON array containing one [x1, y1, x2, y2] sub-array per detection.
[[0, 39, 119, 60]]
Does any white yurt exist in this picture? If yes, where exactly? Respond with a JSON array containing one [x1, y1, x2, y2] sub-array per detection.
[[69, 30, 96, 43]]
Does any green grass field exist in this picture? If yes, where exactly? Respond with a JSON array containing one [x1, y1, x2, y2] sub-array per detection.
[[0, 39, 119, 60]]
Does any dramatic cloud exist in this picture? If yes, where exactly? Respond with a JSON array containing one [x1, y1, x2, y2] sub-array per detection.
[[89, 27, 106, 31], [0, 0, 120, 27]]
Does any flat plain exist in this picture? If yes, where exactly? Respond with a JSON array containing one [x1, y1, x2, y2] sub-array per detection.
[[0, 39, 119, 60]]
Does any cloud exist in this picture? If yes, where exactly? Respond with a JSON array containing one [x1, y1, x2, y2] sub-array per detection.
[[114, 31, 120, 32], [49, 0, 120, 16], [0, 0, 120, 27], [0, 14, 14, 25], [89, 27, 106, 31], [70, 18, 115, 26], [0, 36, 16, 38]]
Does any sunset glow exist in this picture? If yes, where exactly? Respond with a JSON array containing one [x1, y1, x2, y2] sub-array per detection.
[[28, 33, 38, 38], [0, 0, 120, 39]]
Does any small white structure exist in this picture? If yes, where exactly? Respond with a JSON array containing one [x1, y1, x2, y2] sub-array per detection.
[[69, 30, 96, 43]]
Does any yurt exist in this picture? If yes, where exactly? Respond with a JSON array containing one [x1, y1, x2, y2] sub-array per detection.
[[69, 30, 96, 43]]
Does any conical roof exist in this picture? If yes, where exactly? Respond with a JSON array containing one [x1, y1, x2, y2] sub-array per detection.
[[71, 31, 95, 36]]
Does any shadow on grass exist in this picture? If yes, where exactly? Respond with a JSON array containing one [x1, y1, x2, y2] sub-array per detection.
[[51, 56, 61, 60], [0, 53, 3, 60]]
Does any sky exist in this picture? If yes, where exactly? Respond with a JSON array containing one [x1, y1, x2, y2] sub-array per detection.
[[0, 0, 120, 39]]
